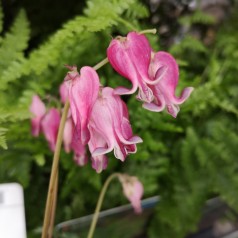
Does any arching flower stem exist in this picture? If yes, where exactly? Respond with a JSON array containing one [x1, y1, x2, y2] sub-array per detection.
[[87, 173, 121, 238]]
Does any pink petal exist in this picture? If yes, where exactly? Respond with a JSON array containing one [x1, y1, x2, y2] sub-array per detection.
[[147, 51, 194, 117], [59, 81, 69, 104], [41, 108, 60, 152], [107, 32, 153, 102], [63, 117, 74, 153], [88, 127, 108, 173], [71, 132, 88, 166], [29, 95, 46, 136], [68, 66, 100, 145]]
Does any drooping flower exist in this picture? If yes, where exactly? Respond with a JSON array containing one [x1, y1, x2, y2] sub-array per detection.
[[41, 108, 60, 152], [89, 87, 142, 161], [118, 174, 144, 214], [65, 66, 100, 145], [88, 126, 108, 173], [107, 32, 160, 103], [29, 95, 46, 137], [143, 51, 194, 117]]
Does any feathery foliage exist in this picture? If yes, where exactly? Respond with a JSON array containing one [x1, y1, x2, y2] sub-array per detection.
[[0, 0, 237, 237]]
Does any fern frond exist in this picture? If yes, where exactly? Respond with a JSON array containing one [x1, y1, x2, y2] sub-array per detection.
[[124, 1, 149, 19], [0, 9, 29, 67], [0, 128, 8, 149], [14, 0, 139, 79], [179, 11, 215, 26], [0, 9, 30, 90], [84, 0, 134, 17], [170, 35, 207, 55]]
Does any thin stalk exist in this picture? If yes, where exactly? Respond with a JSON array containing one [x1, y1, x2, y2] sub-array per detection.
[[139, 28, 157, 35], [41, 101, 70, 238], [87, 173, 121, 238], [47, 171, 58, 238], [93, 58, 109, 71]]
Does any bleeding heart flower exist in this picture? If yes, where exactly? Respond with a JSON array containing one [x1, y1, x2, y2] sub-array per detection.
[[41, 108, 60, 152], [143, 51, 194, 117], [118, 174, 144, 214], [66, 66, 100, 145], [29, 95, 46, 137], [89, 87, 142, 161], [107, 32, 160, 103]]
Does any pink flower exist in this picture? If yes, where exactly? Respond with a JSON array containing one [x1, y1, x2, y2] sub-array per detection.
[[29, 95, 46, 136], [107, 32, 160, 103], [119, 175, 144, 214], [88, 126, 108, 173], [41, 108, 60, 152], [89, 87, 142, 161], [144, 51, 194, 117], [66, 66, 100, 145]]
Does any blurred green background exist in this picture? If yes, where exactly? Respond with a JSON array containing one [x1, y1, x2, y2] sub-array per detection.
[[0, 0, 238, 237]]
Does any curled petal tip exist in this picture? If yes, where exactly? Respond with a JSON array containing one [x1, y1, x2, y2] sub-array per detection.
[[142, 102, 165, 112], [114, 86, 138, 96], [173, 86, 194, 105], [129, 136, 143, 144]]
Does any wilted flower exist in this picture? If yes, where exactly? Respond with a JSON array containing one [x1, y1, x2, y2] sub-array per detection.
[[29, 95, 46, 136], [107, 32, 160, 103], [118, 174, 144, 214], [65, 66, 100, 145], [144, 51, 194, 117], [41, 108, 61, 152], [89, 87, 142, 161]]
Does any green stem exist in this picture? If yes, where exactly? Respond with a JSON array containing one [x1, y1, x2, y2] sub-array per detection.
[[87, 173, 121, 238], [139, 28, 157, 35], [93, 58, 109, 70], [47, 171, 58, 238], [41, 101, 70, 238]]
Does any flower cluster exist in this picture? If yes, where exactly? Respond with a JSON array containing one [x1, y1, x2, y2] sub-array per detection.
[[30, 31, 193, 173], [107, 32, 194, 117]]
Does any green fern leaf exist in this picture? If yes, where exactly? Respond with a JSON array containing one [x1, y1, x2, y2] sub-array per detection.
[[0, 9, 29, 67], [179, 11, 216, 26], [0, 9, 30, 90], [0, 128, 8, 149]]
